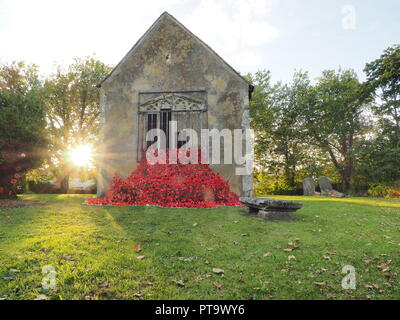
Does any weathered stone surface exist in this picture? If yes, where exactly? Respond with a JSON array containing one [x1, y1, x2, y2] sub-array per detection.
[[303, 178, 316, 196], [240, 197, 302, 221], [318, 176, 345, 198], [258, 210, 293, 221], [240, 197, 302, 210], [318, 176, 333, 195]]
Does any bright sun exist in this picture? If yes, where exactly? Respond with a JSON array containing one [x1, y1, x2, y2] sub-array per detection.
[[68, 144, 93, 167]]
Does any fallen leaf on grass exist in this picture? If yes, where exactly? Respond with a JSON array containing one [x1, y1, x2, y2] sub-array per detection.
[[63, 255, 75, 261], [365, 284, 380, 289], [288, 255, 296, 261], [9, 268, 20, 273], [34, 294, 48, 300], [213, 282, 223, 289], [288, 238, 300, 248], [137, 255, 145, 260], [322, 255, 331, 260], [283, 248, 293, 252], [134, 244, 142, 253], [314, 282, 326, 287], [172, 280, 185, 287], [378, 260, 392, 272], [263, 252, 272, 257], [212, 268, 225, 274], [178, 257, 193, 262]]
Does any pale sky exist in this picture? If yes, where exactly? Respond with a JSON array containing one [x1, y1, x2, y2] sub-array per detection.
[[0, 0, 399, 83]]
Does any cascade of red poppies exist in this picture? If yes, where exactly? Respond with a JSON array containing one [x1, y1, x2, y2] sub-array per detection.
[[87, 149, 242, 208]]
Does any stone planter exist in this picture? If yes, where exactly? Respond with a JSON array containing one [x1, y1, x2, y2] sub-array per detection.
[[240, 197, 303, 221]]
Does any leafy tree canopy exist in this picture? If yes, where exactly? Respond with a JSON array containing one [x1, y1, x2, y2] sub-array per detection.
[[0, 62, 47, 198]]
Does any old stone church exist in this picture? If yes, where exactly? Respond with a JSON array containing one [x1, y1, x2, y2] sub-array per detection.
[[96, 12, 253, 197]]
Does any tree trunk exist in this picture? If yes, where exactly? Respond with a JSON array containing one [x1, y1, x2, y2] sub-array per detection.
[[286, 169, 296, 190], [60, 174, 70, 194], [341, 166, 352, 193], [59, 161, 71, 194], [282, 145, 297, 190]]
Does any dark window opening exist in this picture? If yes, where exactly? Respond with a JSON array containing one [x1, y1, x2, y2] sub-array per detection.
[[146, 113, 158, 149], [177, 134, 187, 149], [160, 110, 172, 148], [146, 110, 173, 149]]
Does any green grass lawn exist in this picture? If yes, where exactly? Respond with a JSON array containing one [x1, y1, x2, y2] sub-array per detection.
[[0, 194, 399, 300]]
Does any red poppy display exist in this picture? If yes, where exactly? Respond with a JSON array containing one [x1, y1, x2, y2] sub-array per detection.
[[87, 149, 242, 208]]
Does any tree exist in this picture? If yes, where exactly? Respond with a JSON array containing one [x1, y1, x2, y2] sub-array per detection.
[[356, 44, 400, 193], [0, 62, 47, 198], [365, 44, 400, 147], [248, 70, 319, 193], [354, 138, 400, 187], [300, 69, 372, 192], [246, 70, 275, 166], [44, 56, 112, 192]]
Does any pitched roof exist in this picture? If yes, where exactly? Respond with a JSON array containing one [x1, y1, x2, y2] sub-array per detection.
[[97, 11, 254, 97]]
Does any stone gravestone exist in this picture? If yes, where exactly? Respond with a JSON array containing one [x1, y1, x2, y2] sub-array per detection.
[[303, 178, 316, 196], [318, 176, 345, 198], [318, 176, 333, 195]]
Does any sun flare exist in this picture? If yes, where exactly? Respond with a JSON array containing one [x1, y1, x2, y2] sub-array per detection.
[[68, 144, 93, 167]]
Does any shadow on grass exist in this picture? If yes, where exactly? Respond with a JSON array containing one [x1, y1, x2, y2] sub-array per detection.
[[1, 194, 399, 299], [85, 201, 330, 299], [259, 195, 400, 209]]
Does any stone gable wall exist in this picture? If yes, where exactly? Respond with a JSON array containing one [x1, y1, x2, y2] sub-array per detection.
[[97, 14, 251, 197]]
